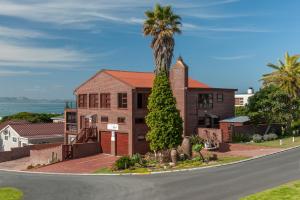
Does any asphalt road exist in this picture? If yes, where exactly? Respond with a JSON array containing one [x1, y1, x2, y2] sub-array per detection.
[[1, 147, 300, 200]]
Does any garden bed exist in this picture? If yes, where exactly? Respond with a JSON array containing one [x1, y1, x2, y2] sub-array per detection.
[[94, 155, 248, 174]]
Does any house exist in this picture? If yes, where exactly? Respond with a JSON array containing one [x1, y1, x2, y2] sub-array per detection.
[[64, 57, 236, 156], [0, 122, 64, 151], [235, 87, 254, 106], [51, 115, 65, 123]]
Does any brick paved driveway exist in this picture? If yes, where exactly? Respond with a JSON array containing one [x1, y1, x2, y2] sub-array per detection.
[[0, 157, 31, 171], [203, 143, 283, 158], [31, 154, 118, 173]]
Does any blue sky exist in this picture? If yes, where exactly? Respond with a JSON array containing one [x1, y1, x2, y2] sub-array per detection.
[[0, 0, 299, 99]]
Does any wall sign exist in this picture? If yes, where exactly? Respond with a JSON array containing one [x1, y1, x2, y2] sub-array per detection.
[[107, 123, 119, 131]]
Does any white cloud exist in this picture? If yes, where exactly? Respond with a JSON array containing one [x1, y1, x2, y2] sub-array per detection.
[[0, 40, 90, 69], [212, 55, 254, 60], [183, 23, 270, 33], [183, 13, 251, 20], [0, 25, 51, 39], [0, 0, 242, 29], [0, 70, 49, 77]]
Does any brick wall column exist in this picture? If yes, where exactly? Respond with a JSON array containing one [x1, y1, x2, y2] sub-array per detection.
[[170, 57, 188, 136]]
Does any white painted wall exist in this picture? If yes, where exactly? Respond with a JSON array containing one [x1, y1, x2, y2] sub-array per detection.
[[235, 93, 254, 107], [0, 126, 29, 152]]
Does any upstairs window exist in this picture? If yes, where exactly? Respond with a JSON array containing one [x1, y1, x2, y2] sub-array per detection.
[[100, 93, 111, 108], [118, 93, 128, 108], [217, 93, 224, 102], [89, 94, 99, 108], [101, 116, 109, 123], [137, 93, 149, 109], [198, 94, 213, 109], [117, 117, 126, 124], [78, 94, 87, 108]]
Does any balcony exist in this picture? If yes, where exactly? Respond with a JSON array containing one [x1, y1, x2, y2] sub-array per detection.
[[65, 102, 77, 134]]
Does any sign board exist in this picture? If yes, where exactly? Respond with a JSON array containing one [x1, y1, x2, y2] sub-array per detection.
[[107, 123, 119, 131]]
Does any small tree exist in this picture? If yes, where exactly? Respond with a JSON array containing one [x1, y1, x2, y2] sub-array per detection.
[[246, 85, 300, 134], [192, 143, 205, 162], [146, 72, 183, 155]]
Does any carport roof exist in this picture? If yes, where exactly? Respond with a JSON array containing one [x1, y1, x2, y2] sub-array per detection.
[[219, 116, 250, 123]]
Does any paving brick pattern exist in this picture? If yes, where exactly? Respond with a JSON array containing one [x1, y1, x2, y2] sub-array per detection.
[[30, 153, 118, 173], [203, 143, 283, 158]]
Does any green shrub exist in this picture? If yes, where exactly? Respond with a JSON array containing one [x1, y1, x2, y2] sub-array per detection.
[[232, 134, 251, 143], [131, 153, 147, 166], [263, 133, 278, 141], [192, 143, 204, 153], [253, 134, 263, 143], [114, 156, 134, 170], [190, 135, 204, 145], [145, 72, 183, 151]]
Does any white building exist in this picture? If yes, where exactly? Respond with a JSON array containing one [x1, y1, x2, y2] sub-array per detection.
[[235, 87, 255, 107], [0, 123, 64, 152]]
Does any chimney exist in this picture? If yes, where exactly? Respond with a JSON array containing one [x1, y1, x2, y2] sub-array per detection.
[[170, 56, 188, 136]]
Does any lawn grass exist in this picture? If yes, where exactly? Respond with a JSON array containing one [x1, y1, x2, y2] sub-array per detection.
[[94, 156, 248, 174], [247, 136, 300, 148], [0, 187, 23, 200], [240, 180, 300, 200]]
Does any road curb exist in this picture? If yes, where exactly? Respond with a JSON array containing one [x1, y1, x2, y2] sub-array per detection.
[[1, 145, 300, 176]]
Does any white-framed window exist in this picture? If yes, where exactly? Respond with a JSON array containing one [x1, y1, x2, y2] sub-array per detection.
[[4, 136, 8, 140], [12, 137, 17, 142]]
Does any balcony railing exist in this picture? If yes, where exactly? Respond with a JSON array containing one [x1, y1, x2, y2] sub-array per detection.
[[66, 124, 78, 133], [65, 101, 77, 109]]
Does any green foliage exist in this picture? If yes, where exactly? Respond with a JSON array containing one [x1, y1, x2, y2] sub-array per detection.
[[262, 52, 300, 99], [291, 120, 300, 130], [232, 134, 251, 143], [252, 134, 263, 143], [192, 143, 204, 153], [146, 73, 183, 151], [143, 4, 182, 74], [190, 135, 204, 145], [131, 154, 142, 164], [114, 156, 134, 170], [235, 106, 248, 116], [246, 86, 300, 128], [0, 112, 60, 123]]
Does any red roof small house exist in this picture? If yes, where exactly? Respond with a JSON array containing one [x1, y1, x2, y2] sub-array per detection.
[[0, 122, 64, 152], [64, 57, 237, 156]]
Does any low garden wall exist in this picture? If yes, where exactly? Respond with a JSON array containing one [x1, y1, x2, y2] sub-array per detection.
[[72, 142, 100, 159], [0, 143, 62, 163], [198, 128, 223, 143], [30, 144, 62, 165], [0, 146, 31, 162]]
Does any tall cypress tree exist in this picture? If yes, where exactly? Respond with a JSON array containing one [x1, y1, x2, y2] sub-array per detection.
[[145, 72, 183, 152]]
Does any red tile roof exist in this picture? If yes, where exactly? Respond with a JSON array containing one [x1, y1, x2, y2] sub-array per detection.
[[0, 120, 29, 131], [9, 123, 64, 138], [104, 70, 210, 88]]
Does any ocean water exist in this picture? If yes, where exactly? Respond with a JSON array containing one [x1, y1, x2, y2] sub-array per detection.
[[0, 102, 66, 117]]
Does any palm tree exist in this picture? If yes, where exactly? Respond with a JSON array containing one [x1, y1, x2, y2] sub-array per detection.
[[262, 52, 300, 98], [143, 4, 182, 75]]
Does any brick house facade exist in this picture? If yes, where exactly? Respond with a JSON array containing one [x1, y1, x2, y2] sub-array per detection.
[[64, 58, 236, 156]]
